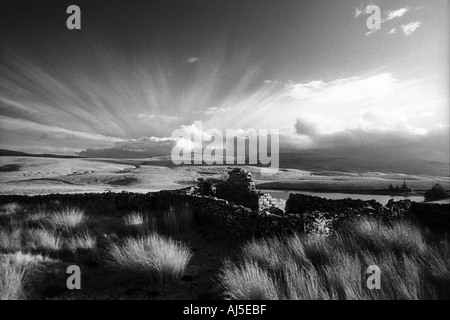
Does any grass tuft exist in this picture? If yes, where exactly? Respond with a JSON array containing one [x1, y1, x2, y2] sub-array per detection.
[[24, 228, 62, 252], [0, 252, 58, 300], [0, 256, 29, 300], [45, 207, 87, 231], [122, 212, 150, 235], [220, 260, 281, 300], [105, 233, 192, 284], [0, 229, 22, 253]]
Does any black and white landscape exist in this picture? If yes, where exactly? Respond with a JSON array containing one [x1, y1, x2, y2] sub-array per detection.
[[0, 0, 449, 301]]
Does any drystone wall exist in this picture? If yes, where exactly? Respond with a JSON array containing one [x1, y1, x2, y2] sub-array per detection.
[[1, 168, 449, 239], [213, 168, 260, 211]]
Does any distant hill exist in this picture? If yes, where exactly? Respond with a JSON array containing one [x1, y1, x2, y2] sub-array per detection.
[[278, 152, 450, 177], [0, 149, 81, 159], [78, 148, 164, 159], [1, 148, 448, 177]]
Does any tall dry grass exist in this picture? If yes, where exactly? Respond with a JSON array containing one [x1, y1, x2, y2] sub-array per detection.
[[0, 252, 58, 300], [24, 228, 62, 252], [65, 232, 97, 251], [220, 218, 450, 300], [0, 256, 29, 300], [345, 219, 427, 256], [220, 260, 281, 300], [0, 229, 22, 253], [45, 207, 87, 231], [105, 233, 192, 284]]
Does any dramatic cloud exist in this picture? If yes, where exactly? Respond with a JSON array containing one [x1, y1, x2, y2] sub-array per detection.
[[275, 72, 448, 162], [115, 136, 175, 150], [1, 1, 447, 176], [100, 136, 179, 156], [0, 116, 122, 154], [293, 113, 449, 162], [284, 74, 397, 104], [59, 70, 448, 162], [294, 108, 426, 139], [294, 118, 320, 136], [401, 21, 422, 35]]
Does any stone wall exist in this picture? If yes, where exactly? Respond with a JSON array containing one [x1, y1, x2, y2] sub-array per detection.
[[208, 168, 260, 211], [258, 193, 286, 214], [284, 194, 382, 234], [1, 168, 449, 239], [285, 194, 383, 215], [285, 194, 450, 233], [0, 191, 258, 239], [2, 190, 448, 239], [152, 191, 259, 239], [385, 200, 450, 230], [193, 168, 285, 215]]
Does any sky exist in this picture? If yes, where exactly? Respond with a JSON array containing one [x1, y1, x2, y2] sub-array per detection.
[[0, 0, 449, 163]]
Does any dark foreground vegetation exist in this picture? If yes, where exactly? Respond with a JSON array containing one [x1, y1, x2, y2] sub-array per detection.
[[1, 198, 449, 300], [221, 219, 450, 300], [0, 202, 198, 300]]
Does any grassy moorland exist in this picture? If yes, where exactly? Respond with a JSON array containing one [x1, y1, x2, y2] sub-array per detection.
[[1, 156, 449, 196], [220, 219, 450, 300], [1, 201, 449, 300], [0, 202, 200, 300]]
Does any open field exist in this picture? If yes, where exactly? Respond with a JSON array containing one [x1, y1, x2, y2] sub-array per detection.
[[1, 156, 448, 196]]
